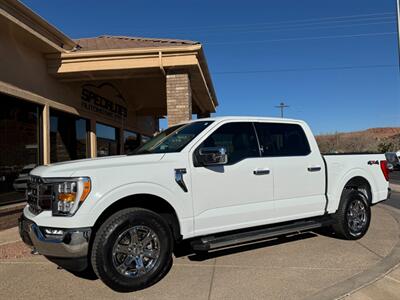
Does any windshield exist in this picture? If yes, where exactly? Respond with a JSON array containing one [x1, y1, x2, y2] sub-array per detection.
[[132, 121, 213, 155]]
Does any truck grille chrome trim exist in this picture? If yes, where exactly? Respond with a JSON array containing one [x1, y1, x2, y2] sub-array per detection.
[[26, 176, 53, 214]]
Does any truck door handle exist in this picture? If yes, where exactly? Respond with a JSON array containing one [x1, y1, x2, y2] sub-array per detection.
[[253, 169, 270, 175], [307, 166, 321, 172]]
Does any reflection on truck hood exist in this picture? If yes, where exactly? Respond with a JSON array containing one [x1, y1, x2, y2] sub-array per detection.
[[30, 154, 165, 178]]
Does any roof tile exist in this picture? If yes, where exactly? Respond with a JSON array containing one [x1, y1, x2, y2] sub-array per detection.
[[73, 35, 199, 51]]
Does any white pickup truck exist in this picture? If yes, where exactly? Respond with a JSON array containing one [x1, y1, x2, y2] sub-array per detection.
[[19, 116, 390, 292]]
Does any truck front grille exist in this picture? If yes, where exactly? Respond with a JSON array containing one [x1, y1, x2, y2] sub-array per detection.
[[26, 176, 53, 215]]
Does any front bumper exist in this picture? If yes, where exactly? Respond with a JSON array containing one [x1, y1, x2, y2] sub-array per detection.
[[18, 214, 91, 259]]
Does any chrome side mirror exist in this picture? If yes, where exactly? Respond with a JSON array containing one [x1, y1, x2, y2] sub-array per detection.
[[198, 147, 228, 166]]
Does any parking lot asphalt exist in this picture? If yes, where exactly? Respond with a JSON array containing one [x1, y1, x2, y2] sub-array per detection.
[[1, 193, 399, 299], [390, 171, 400, 185]]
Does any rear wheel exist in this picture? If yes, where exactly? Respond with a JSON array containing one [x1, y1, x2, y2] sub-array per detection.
[[333, 189, 370, 240], [91, 208, 173, 292]]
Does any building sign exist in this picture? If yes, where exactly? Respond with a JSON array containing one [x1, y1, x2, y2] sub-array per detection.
[[81, 83, 128, 122]]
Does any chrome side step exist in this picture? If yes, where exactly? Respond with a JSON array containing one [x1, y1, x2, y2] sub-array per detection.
[[191, 217, 335, 251]]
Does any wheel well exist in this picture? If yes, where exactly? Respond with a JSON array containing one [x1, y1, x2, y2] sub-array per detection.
[[91, 194, 182, 241], [343, 176, 372, 203]]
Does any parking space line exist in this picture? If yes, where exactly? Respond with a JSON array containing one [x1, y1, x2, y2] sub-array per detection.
[[386, 275, 400, 284], [207, 259, 216, 300], [356, 241, 384, 259]]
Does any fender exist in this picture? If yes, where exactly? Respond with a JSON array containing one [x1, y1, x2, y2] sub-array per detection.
[[326, 167, 375, 214], [81, 181, 194, 237]]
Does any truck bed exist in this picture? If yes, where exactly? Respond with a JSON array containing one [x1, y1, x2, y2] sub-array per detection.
[[323, 153, 388, 214]]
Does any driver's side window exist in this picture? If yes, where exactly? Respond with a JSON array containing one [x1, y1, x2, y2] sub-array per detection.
[[198, 122, 259, 165]]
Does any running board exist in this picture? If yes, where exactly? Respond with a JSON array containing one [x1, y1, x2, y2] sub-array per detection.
[[191, 217, 335, 251]]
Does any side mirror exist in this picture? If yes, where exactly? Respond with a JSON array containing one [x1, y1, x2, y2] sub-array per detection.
[[198, 147, 228, 166]]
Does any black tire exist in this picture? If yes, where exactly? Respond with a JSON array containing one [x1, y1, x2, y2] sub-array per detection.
[[91, 208, 173, 292], [332, 189, 371, 240]]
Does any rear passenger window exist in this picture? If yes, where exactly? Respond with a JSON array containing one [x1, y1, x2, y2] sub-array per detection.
[[198, 122, 260, 165], [255, 123, 311, 156]]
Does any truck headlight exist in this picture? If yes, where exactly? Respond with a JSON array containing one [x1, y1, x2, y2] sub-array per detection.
[[52, 177, 91, 216]]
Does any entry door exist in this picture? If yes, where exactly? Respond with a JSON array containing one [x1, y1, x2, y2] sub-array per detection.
[[190, 122, 274, 236], [254, 122, 326, 222]]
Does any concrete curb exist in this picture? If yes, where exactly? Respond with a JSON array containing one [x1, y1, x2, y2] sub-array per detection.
[[390, 183, 400, 193], [307, 204, 400, 300]]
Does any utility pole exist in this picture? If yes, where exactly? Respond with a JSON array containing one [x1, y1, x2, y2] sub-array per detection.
[[275, 102, 289, 118], [397, 0, 400, 72]]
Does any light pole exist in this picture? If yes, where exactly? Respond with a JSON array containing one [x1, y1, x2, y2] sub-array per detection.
[[275, 102, 289, 118]]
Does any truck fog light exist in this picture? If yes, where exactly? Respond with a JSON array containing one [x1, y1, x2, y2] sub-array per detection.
[[43, 228, 64, 236], [41, 227, 64, 240]]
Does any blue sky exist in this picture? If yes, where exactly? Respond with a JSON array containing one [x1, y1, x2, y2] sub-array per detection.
[[22, 0, 400, 134]]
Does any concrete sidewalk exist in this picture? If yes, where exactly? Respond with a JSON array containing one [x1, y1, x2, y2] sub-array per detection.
[[1, 203, 400, 299], [390, 183, 400, 193]]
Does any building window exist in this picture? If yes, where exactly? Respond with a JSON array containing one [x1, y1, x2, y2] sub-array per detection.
[[123, 130, 140, 154], [96, 123, 119, 157], [141, 135, 151, 144], [0, 94, 41, 205], [50, 109, 88, 163]]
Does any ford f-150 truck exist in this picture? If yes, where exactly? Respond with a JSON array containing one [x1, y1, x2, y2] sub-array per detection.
[[19, 117, 390, 292]]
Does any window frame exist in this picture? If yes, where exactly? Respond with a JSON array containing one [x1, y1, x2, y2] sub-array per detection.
[[49, 108, 90, 163], [123, 129, 141, 154], [0, 95, 42, 206], [253, 121, 311, 158], [193, 121, 262, 167], [96, 122, 120, 157]]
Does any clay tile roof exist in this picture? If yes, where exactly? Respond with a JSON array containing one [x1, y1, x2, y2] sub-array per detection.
[[73, 35, 199, 51]]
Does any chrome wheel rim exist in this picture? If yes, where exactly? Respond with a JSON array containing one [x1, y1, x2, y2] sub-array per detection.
[[346, 199, 367, 236], [112, 225, 160, 278]]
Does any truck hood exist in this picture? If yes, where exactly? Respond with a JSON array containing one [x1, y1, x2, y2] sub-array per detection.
[[30, 154, 165, 178]]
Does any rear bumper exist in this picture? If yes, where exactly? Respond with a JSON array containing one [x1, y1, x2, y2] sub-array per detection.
[[18, 214, 91, 271]]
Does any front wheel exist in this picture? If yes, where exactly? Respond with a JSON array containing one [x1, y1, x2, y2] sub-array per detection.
[[332, 189, 371, 240], [91, 208, 173, 292]]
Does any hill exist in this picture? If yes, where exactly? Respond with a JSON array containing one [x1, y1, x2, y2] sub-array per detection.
[[316, 127, 400, 154]]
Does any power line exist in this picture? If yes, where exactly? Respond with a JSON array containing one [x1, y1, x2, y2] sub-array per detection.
[[213, 64, 397, 75], [189, 20, 396, 37], [150, 16, 397, 36], [204, 31, 397, 45], [135, 12, 395, 33]]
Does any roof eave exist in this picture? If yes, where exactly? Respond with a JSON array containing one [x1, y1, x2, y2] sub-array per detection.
[[50, 44, 203, 59], [1, 0, 76, 51], [197, 46, 218, 106]]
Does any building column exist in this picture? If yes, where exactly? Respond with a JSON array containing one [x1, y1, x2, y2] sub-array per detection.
[[166, 71, 192, 127], [42, 104, 50, 165], [88, 119, 97, 158], [197, 112, 210, 119], [119, 127, 124, 154]]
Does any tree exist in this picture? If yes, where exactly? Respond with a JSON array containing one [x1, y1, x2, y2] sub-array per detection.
[[377, 141, 393, 153]]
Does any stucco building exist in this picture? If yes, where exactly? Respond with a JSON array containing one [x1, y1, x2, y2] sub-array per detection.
[[0, 0, 217, 208]]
